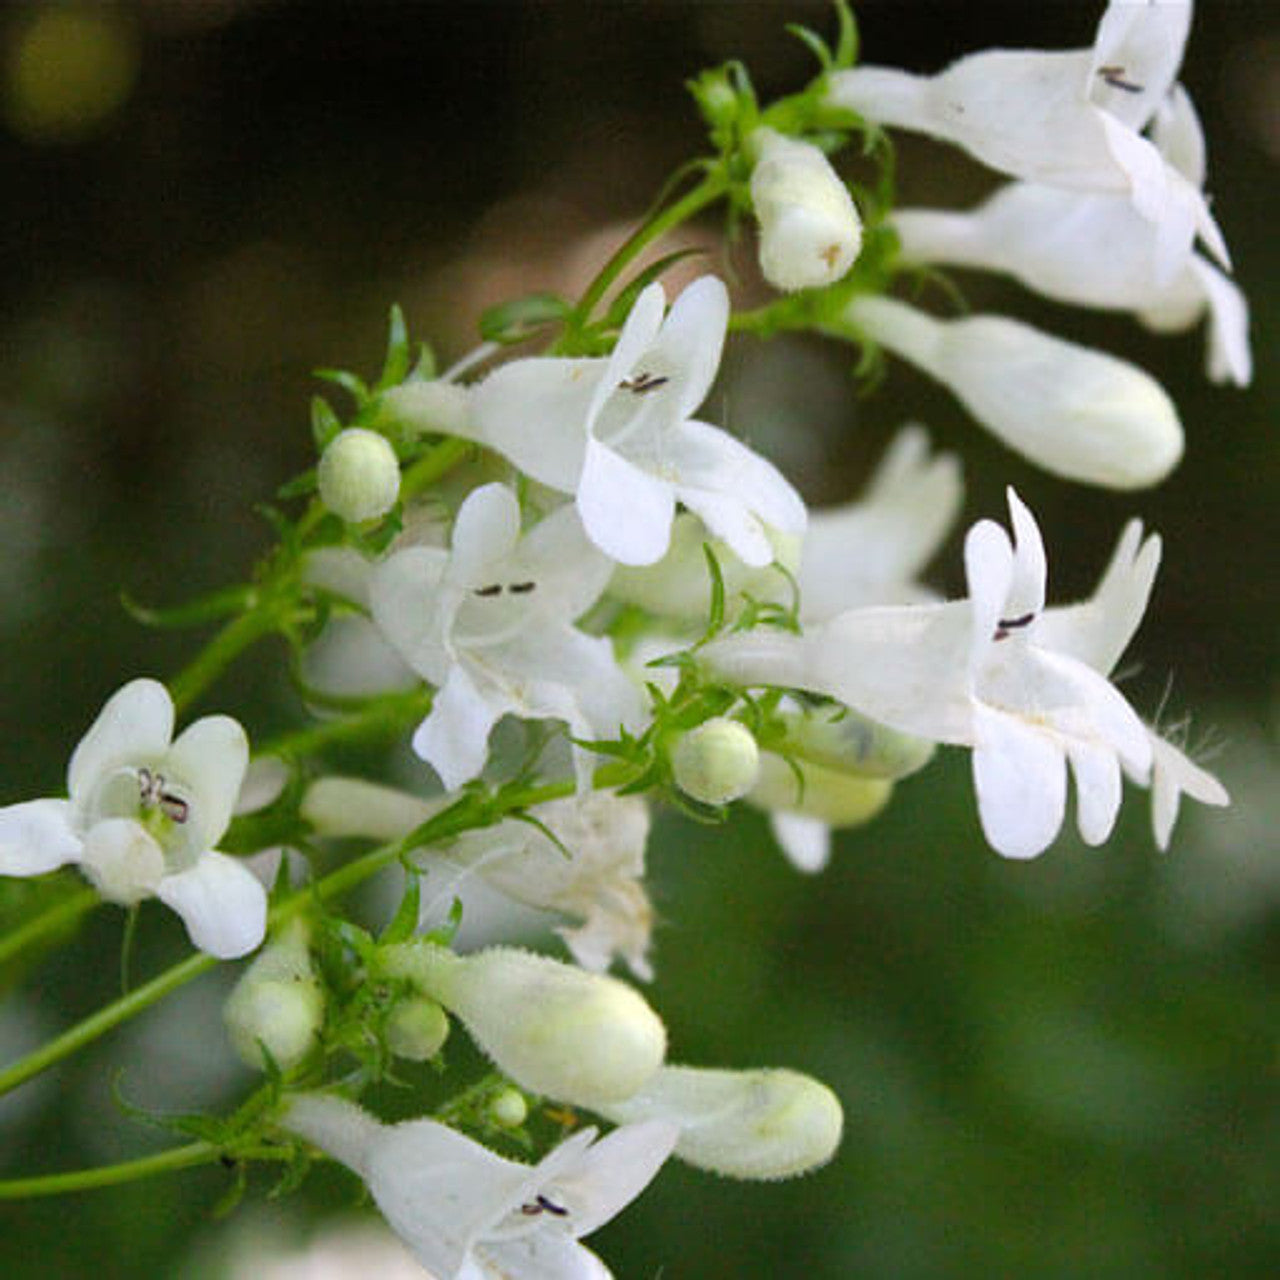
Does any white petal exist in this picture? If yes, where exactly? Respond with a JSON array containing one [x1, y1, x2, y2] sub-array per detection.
[[639, 277, 728, 421], [588, 282, 669, 429], [283, 1093, 383, 1178], [155, 850, 267, 958], [477, 1235, 613, 1280], [1067, 738, 1123, 846], [1151, 84, 1206, 187], [1088, 0, 1191, 130], [971, 705, 1067, 859], [67, 679, 173, 807], [577, 438, 675, 566], [1189, 256, 1252, 387], [769, 811, 831, 874], [370, 545, 453, 684], [1148, 731, 1229, 850], [165, 714, 249, 852], [1004, 487, 1047, 620], [471, 357, 601, 492], [414, 665, 508, 790], [80, 818, 165, 905], [0, 799, 82, 876], [511, 502, 616, 623], [675, 489, 772, 569], [552, 1120, 679, 1237], [450, 483, 523, 583], [963, 519, 1013, 661], [303, 545, 377, 609]]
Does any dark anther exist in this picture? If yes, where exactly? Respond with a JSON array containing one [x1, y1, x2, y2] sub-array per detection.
[[159, 792, 190, 824], [620, 371, 669, 395], [519, 1194, 569, 1217], [473, 584, 503, 598], [1097, 65, 1144, 94], [509, 581, 536, 594], [994, 611, 1036, 641]]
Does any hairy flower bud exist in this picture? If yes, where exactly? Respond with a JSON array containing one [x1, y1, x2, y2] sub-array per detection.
[[750, 128, 863, 291], [381, 943, 666, 1107], [487, 1086, 528, 1129], [848, 295, 1183, 488], [385, 996, 449, 1062], [223, 920, 323, 1071], [318, 428, 401, 523], [672, 718, 761, 806], [599, 1064, 843, 1180]]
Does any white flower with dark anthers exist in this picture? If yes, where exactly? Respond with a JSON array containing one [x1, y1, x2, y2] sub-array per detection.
[[0, 679, 265, 958], [797, 426, 963, 621], [468, 276, 807, 568], [703, 489, 1154, 860], [827, 0, 1227, 282], [1036, 519, 1229, 848], [370, 483, 643, 790], [847, 294, 1183, 490], [283, 1093, 678, 1280]]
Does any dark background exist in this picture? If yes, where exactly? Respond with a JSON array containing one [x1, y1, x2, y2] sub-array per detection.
[[1, 3, 1277, 1277]]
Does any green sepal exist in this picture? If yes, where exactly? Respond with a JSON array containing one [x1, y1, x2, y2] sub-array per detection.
[[379, 875, 422, 946], [479, 293, 572, 345], [311, 395, 344, 451], [120, 583, 255, 631]]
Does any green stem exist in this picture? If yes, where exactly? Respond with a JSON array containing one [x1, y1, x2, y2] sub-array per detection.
[[400, 435, 471, 502], [573, 168, 728, 325], [0, 762, 633, 1100], [0, 1141, 221, 1199], [0, 887, 100, 969]]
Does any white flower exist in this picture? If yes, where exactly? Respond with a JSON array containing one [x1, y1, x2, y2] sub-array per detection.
[[704, 489, 1154, 859], [284, 1093, 677, 1280], [827, 0, 1227, 281], [749, 128, 863, 291], [848, 294, 1183, 489], [370, 484, 643, 790], [798, 426, 963, 620], [468, 277, 806, 567], [1036, 518, 1228, 847], [449, 791, 656, 981], [0, 678, 266, 958]]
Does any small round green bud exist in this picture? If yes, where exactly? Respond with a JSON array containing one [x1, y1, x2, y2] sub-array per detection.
[[385, 996, 450, 1062], [487, 1086, 528, 1129], [318, 427, 400, 523], [672, 718, 761, 806]]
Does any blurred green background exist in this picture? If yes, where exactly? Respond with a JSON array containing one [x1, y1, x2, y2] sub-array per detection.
[[1, 2, 1277, 1277]]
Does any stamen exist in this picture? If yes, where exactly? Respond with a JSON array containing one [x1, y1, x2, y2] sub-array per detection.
[[473, 584, 503, 598], [1097, 65, 1143, 94], [159, 792, 190, 824], [994, 612, 1036, 641], [519, 1194, 570, 1217], [620, 371, 669, 395], [509, 581, 536, 594]]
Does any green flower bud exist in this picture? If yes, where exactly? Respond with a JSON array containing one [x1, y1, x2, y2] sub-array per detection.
[[487, 1086, 528, 1129], [381, 942, 666, 1107], [775, 704, 935, 781], [223, 920, 323, 1072], [385, 996, 450, 1062], [672, 718, 761, 806], [749, 752, 893, 828], [318, 427, 400, 523], [600, 1064, 843, 1180]]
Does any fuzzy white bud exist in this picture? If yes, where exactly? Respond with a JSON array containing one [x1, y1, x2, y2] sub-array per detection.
[[487, 1086, 529, 1129], [223, 920, 324, 1071], [750, 128, 863, 292], [599, 1065, 843, 1180], [672, 718, 761, 806], [385, 996, 450, 1062], [381, 943, 666, 1107], [318, 428, 401, 523], [849, 295, 1183, 489]]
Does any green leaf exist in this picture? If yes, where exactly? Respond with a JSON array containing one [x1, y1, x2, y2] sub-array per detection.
[[786, 23, 832, 71], [377, 304, 411, 391], [311, 395, 344, 451], [314, 368, 370, 406], [379, 875, 422, 945], [277, 468, 318, 500], [833, 0, 859, 69], [479, 293, 573, 345], [120, 584, 254, 631], [698, 542, 726, 644]]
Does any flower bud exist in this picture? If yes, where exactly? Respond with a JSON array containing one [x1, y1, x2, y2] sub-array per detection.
[[848, 295, 1183, 489], [318, 428, 401, 523], [385, 996, 450, 1062], [487, 1086, 528, 1129], [672, 718, 761, 806], [749, 753, 893, 829], [381, 942, 666, 1107], [774, 704, 934, 781], [377, 379, 472, 441], [599, 1065, 843, 1180], [750, 128, 862, 292], [301, 776, 439, 842], [223, 920, 324, 1071]]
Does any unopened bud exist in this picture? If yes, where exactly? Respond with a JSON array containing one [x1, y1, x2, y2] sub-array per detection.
[[600, 1064, 843, 1180], [750, 128, 863, 292], [673, 718, 760, 806], [385, 996, 449, 1062], [318, 428, 401, 523], [749, 753, 892, 829], [301, 776, 439, 842], [378, 379, 472, 441], [381, 942, 666, 1107], [775, 705, 934, 781], [223, 920, 324, 1071], [487, 1086, 528, 1129]]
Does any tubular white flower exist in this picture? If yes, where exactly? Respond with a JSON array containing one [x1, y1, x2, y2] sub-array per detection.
[[381, 942, 666, 1107], [597, 1064, 843, 1181], [468, 277, 806, 567], [370, 484, 643, 789], [848, 295, 1183, 489], [0, 678, 266, 958], [283, 1093, 677, 1280], [317, 427, 401, 524], [827, 0, 1226, 280], [377, 377, 473, 440], [749, 128, 863, 291], [704, 490, 1155, 859], [301, 776, 440, 842]]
